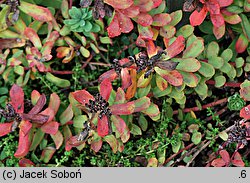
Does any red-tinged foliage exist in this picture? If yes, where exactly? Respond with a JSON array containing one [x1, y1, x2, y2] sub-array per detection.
[[100, 79, 112, 101], [0, 122, 12, 137], [240, 105, 250, 119], [14, 128, 31, 158], [120, 5, 140, 18], [19, 120, 32, 136], [67, 135, 85, 148], [189, 6, 208, 26], [31, 90, 41, 105], [104, 0, 133, 9], [134, 13, 153, 27], [48, 93, 61, 114], [24, 27, 42, 49], [28, 94, 46, 115], [41, 121, 59, 135], [152, 13, 172, 26], [19, 158, 35, 167], [210, 14, 224, 27], [121, 68, 132, 89], [235, 34, 248, 53], [39, 108, 55, 124], [217, 0, 233, 7], [91, 139, 103, 153], [97, 115, 110, 137], [231, 152, 245, 167], [111, 115, 126, 135], [72, 90, 95, 105], [133, 96, 151, 112], [51, 131, 64, 150], [0, 38, 26, 50], [107, 14, 122, 38], [110, 102, 135, 115], [165, 36, 185, 59], [103, 135, 118, 153], [99, 69, 118, 83], [146, 40, 158, 58], [10, 84, 24, 113], [155, 67, 183, 86]]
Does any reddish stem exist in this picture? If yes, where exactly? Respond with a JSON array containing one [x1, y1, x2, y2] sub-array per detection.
[[69, 0, 73, 9], [173, 98, 228, 115], [206, 80, 241, 88], [50, 70, 73, 75]]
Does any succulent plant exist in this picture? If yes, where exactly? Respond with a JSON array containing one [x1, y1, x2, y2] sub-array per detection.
[[227, 93, 246, 111], [63, 6, 100, 34]]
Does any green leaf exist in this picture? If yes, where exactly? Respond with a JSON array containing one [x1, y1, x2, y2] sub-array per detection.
[[198, 62, 215, 78], [218, 131, 228, 141], [206, 41, 220, 58], [176, 25, 194, 38], [138, 115, 148, 131], [220, 49, 233, 62], [59, 104, 73, 125], [0, 87, 8, 95], [45, 73, 71, 88], [179, 71, 199, 87], [137, 84, 151, 98], [0, 5, 10, 32], [235, 57, 245, 68], [169, 10, 182, 26], [142, 103, 160, 121], [208, 56, 224, 69], [191, 132, 202, 145], [182, 37, 204, 58], [220, 62, 232, 74], [103, 134, 118, 153], [73, 115, 88, 128], [69, 6, 82, 19], [29, 129, 45, 151], [130, 124, 142, 135], [40, 147, 56, 163], [214, 75, 226, 88], [14, 65, 24, 76], [174, 58, 201, 72], [172, 140, 181, 153]]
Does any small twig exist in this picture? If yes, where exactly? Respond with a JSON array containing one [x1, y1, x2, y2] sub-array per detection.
[[81, 54, 93, 69], [89, 62, 111, 67], [173, 98, 228, 115]]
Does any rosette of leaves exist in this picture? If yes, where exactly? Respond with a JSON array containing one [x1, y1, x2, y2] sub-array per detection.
[[227, 93, 245, 111], [63, 6, 101, 35]]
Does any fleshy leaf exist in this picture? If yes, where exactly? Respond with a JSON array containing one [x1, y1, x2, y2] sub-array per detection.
[[121, 68, 132, 89], [99, 69, 118, 83], [111, 115, 126, 135], [189, 7, 207, 26], [104, 0, 133, 9], [220, 150, 230, 164], [240, 104, 250, 119], [211, 158, 226, 167], [14, 128, 30, 158], [231, 152, 245, 167], [134, 13, 153, 26], [59, 104, 73, 125], [152, 13, 171, 26], [97, 115, 109, 137], [155, 67, 183, 86], [110, 102, 135, 115], [117, 11, 134, 33], [142, 103, 160, 121], [51, 131, 64, 149], [91, 138, 103, 153], [19, 158, 35, 167], [107, 14, 121, 38], [10, 84, 24, 113], [72, 90, 94, 105], [174, 58, 201, 72], [41, 121, 59, 135], [48, 93, 61, 114], [100, 79, 112, 101], [28, 94, 46, 115], [236, 33, 248, 53], [0, 122, 12, 137], [133, 96, 151, 112], [165, 36, 185, 59], [115, 88, 126, 104], [24, 27, 42, 49], [19, 1, 53, 22], [40, 147, 56, 163], [182, 37, 204, 58], [213, 24, 225, 39], [103, 134, 118, 153], [120, 5, 140, 18], [31, 90, 41, 105]]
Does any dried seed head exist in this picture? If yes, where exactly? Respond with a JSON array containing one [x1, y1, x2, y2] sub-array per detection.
[[227, 120, 248, 146]]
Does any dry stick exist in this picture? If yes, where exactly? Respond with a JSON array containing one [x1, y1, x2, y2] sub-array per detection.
[[81, 54, 93, 69], [185, 123, 238, 167], [173, 98, 228, 115]]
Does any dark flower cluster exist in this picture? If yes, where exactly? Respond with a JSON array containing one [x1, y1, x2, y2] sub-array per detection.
[[86, 93, 112, 118], [227, 121, 248, 146]]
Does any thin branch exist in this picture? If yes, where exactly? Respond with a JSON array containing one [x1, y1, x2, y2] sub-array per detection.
[[206, 80, 241, 88]]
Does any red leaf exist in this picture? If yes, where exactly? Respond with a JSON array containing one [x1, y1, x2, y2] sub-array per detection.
[[231, 152, 245, 167], [216, 0, 233, 7], [152, 0, 163, 8], [19, 158, 35, 167], [155, 68, 183, 86], [213, 24, 225, 39], [152, 13, 172, 26], [104, 0, 133, 9], [135, 0, 154, 12], [24, 27, 42, 49], [41, 121, 59, 135], [10, 84, 24, 113], [133, 96, 151, 112], [146, 40, 158, 58], [14, 128, 30, 158], [41, 31, 59, 56], [110, 101, 135, 115], [138, 25, 154, 40], [99, 69, 118, 83], [48, 93, 61, 114], [111, 115, 126, 135], [31, 90, 41, 105], [240, 105, 250, 119], [211, 158, 226, 167], [115, 87, 126, 104], [120, 5, 140, 18], [67, 135, 85, 147], [0, 122, 12, 137], [28, 94, 46, 115], [117, 11, 134, 33], [205, 0, 220, 14], [39, 108, 55, 123], [236, 34, 248, 53], [97, 115, 109, 137], [0, 38, 25, 50], [100, 79, 112, 101], [134, 13, 153, 26], [190, 7, 208, 26], [210, 14, 224, 27], [91, 139, 103, 153], [19, 120, 32, 136], [72, 90, 94, 105], [165, 36, 185, 59], [219, 150, 230, 164], [121, 68, 132, 89], [19, 1, 53, 22], [107, 14, 121, 38], [136, 36, 147, 47]]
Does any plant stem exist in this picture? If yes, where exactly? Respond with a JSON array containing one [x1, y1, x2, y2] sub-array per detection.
[[173, 98, 228, 115], [206, 80, 241, 88]]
